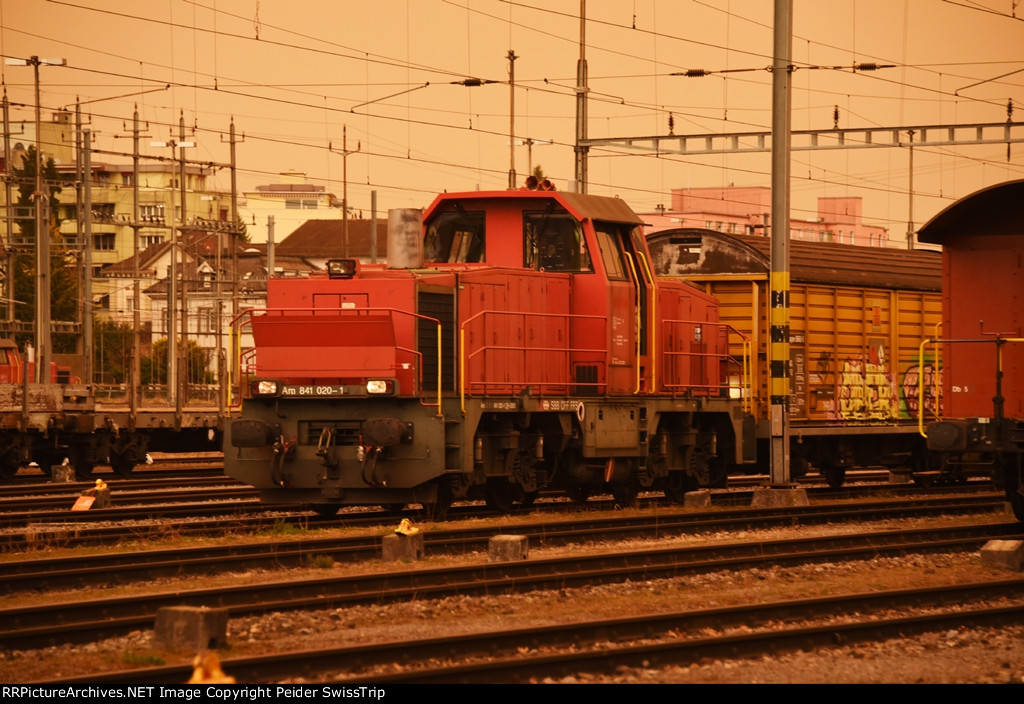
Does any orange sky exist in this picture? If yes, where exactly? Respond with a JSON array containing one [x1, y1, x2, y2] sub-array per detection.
[[1, 0, 1022, 239]]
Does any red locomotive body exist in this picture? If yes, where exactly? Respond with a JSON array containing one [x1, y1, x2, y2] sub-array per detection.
[[918, 179, 1024, 521], [226, 187, 750, 517]]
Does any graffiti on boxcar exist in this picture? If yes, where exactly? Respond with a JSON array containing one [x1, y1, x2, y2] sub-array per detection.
[[830, 340, 900, 420], [899, 363, 942, 417]]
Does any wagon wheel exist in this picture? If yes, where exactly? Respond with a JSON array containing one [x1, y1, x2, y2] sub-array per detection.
[[73, 461, 96, 481], [109, 452, 139, 478], [995, 456, 1024, 523], [790, 454, 810, 480], [484, 477, 515, 513], [519, 491, 539, 508], [0, 453, 21, 481], [820, 462, 846, 490], [69, 446, 98, 481], [1007, 484, 1024, 523], [612, 482, 638, 508]]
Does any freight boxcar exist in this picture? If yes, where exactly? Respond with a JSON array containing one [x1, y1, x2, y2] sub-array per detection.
[[647, 228, 944, 487], [917, 179, 1024, 521]]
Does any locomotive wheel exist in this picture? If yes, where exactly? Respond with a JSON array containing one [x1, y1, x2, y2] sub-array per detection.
[[484, 478, 515, 513], [520, 491, 539, 508], [612, 483, 638, 508], [423, 479, 453, 521], [665, 472, 698, 504], [566, 485, 591, 507], [310, 504, 341, 517], [913, 473, 934, 489]]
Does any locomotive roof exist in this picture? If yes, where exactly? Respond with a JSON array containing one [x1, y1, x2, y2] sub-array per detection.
[[425, 189, 644, 226], [647, 228, 941, 291], [917, 179, 1024, 245]]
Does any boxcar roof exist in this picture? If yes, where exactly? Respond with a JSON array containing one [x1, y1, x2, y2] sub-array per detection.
[[918, 179, 1024, 245], [646, 228, 941, 291]]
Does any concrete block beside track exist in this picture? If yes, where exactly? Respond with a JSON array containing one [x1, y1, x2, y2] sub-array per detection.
[[683, 489, 712, 508], [980, 539, 1024, 572], [382, 532, 425, 562], [154, 606, 229, 652], [489, 534, 529, 561], [750, 486, 810, 508]]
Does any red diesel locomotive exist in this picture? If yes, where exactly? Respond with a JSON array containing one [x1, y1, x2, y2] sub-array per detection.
[[918, 179, 1024, 522], [226, 185, 752, 517]]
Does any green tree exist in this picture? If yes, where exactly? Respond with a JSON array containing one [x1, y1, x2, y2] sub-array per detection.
[[11, 147, 78, 353], [233, 210, 250, 244], [141, 338, 213, 386], [92, 320, 135, 384]]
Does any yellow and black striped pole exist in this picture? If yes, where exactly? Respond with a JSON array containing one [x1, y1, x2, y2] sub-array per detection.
[[769, 0, 793, 485]]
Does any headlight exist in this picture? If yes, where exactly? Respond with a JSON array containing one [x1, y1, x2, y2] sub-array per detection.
[[365, 379, 395, 395], [251, 379, 281, 396]]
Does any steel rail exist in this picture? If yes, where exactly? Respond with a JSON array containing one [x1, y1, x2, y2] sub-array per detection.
[[3, 522, 1021, 651], [32, 577, 1024, 684]]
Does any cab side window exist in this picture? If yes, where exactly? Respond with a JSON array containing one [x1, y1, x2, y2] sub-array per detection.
[[593, 223, 628, 280], [424, 211, 486, 263], [524, 212, 592, 272]]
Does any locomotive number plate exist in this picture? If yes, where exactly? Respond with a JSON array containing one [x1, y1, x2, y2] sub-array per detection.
[[281, 385, 348, 397]]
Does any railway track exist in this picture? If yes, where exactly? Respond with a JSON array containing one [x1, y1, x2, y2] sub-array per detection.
[[5, 520, 1022, 655], [45, 578, 1024, 684], [6, 452, 225, 482], [0, 494, 1013, 594], [0, 486, 1009, 551]]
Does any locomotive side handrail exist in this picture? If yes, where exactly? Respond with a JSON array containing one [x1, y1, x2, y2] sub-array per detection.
[[230, 306, 444, 415], [458, 308, 609, 414], [659, 318, 751, 404]]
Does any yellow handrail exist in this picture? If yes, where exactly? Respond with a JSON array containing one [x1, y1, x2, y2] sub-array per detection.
[[635, 249, 657, 393], [622, 253, 643, 394]]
